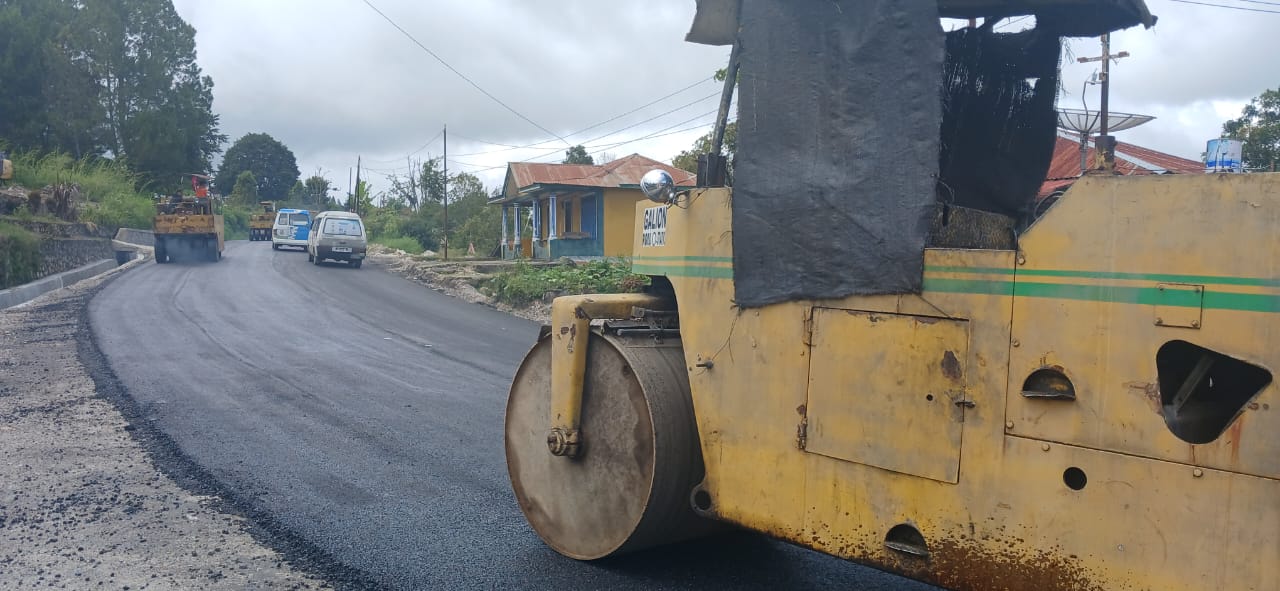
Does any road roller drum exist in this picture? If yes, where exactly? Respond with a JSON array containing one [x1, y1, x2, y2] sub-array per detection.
[[505, 329, 716, 560]]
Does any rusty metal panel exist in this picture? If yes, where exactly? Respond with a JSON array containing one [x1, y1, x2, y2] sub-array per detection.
[[1154, 282, 1203, 329], [804, 309, 969, 483], [153, 214, 218, 235], [1007, 174, 1280, 480]]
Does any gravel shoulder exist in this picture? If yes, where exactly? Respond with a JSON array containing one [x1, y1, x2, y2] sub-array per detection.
[[364, 245, 551, 324], [0, 266, 335, 590]]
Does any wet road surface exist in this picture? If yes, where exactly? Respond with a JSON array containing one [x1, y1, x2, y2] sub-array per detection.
[[89, 241, 937, 590]]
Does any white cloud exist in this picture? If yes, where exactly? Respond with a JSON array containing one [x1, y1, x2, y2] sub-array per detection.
[[173, 0, 1277, 192]]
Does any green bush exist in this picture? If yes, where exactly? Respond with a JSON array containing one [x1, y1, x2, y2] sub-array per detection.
[[80, 192, 154, 230], [373, 234, 424, 254], [219, 205, 250, 240], [479, 258, 649, 306], [0, 221, 42, 289], [399, 211, 439, 252]]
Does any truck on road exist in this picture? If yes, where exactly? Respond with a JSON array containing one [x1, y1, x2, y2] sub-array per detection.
[[249, 201, 276, 241], [153, 173, 223, 263]]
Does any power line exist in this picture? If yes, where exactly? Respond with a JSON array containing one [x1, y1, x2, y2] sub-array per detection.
[[449, 89, 721, 159], [362, 129, 444, 164], [445, 115, 719, 173], [1166, 0, 1280, 13], [360, 0, 571, 144], [586, 110, 722, 156]]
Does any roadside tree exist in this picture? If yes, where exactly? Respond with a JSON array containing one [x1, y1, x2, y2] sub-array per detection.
[[216, 133, 300, 200], [1222, 88, 1280, 171], [0, 0, 225, 189], [563, 145, 593, 165], [303, 174, 335, 210], [229, 171, 259, 206]]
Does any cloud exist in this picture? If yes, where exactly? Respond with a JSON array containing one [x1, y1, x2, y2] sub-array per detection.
[[174, 0, 730, 191], [174, 0, 1276, 192]]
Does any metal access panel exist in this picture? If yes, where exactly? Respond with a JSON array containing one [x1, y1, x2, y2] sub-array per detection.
[[805, 308, 969, 483]]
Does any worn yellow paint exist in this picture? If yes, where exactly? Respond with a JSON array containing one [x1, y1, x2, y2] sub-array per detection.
[[806, 308, 969, 483], [547, 293, 669, 457], [611, 175, 1280, 590], [154, 213, 224, 250], [602, 188, 646, 256]]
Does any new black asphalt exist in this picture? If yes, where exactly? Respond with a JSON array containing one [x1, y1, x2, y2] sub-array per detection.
[[87, 241, 936, 590]]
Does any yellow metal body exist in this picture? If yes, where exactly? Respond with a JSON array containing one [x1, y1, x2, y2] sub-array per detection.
[[249, 202, 275, 230], [1, 159, 12, 181], [627, 173, 1280, 590], [547, 293, 669, 457], [154, 213, 223, 242], [153, 213, 225, 254], [249, 202, 275, 241]]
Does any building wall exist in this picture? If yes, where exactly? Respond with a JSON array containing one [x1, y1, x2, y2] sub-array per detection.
[[550, 194, 604, 258], [602, 188, 646, 257]]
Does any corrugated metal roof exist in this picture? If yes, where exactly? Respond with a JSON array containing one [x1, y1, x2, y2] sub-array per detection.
[[500, 154, 696, 201], [1040, 131, 1203, 196]]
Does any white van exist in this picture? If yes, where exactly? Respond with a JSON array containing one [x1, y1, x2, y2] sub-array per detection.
[[307, 211, 367, 268], [271, 208, 311, 250]]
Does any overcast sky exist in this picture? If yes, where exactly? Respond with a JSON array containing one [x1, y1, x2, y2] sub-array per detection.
[[170, 0, 1279, 195]]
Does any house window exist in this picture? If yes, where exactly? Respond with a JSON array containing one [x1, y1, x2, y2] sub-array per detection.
[[564, 200, 574, 234]]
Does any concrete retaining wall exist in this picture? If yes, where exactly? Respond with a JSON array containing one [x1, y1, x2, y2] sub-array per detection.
[[114, 228, 154, 247], [0, 226, 153, 310], [38, 237, 116, 278], [0, 258, 118, 309]]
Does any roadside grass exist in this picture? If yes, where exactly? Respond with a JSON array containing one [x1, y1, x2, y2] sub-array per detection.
[[8, 150, 154, 230], [0, 221, 42, 289], [478, 258, 649, 306], [372, 235, 425, 255], [220, 205, 250, 240]]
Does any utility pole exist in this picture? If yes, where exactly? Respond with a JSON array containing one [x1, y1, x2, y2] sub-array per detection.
[[1077, 34, 1129, 173], [355, 156, 362, 216], [408, 156, 417, 211], [442, 125, 448, 261], [348, 168, 352, 210]]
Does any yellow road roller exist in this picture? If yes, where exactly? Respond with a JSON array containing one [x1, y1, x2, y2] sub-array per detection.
[[249, 201, 276, 241], [153, 174, 223, 263], [505, 2, 1280, 589]]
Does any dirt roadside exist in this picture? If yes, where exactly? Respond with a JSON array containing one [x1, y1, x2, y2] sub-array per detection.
[[0, 265, 347, 589], [364, 245, 551, 324]]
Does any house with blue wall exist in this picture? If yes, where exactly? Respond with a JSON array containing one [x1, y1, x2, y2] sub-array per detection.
[[491, 154, 695, 259]]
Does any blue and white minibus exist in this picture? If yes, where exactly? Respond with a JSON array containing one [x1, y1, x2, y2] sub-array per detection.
[[271, 208, 311, 250]]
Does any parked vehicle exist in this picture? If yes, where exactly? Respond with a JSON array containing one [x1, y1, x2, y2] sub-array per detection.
[[307, 211, 366, 268], [271, 208, 311, 250]]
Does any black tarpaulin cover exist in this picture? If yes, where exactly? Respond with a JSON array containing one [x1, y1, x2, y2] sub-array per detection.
[[938, 26, 1064, 217], [731, 0, 944, 307]]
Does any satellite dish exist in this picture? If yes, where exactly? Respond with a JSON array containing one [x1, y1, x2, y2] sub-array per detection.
[[1057, 108, 1154, 134]]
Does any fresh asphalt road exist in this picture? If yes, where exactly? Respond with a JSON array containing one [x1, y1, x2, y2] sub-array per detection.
[[89, 241, 937, 590]]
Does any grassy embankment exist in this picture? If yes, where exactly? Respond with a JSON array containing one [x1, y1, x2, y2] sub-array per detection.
[[478, 258, 649, 306], [3, 151, 158, 288], [0, 221, 41, 288], [9, 151, 153, 230]]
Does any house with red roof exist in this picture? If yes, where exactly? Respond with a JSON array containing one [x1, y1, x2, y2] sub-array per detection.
[[1040, 131, 1204, 198], [492, 154, 695, 259]]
